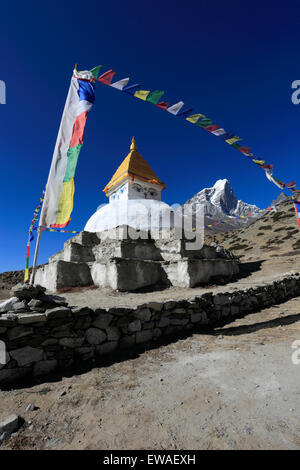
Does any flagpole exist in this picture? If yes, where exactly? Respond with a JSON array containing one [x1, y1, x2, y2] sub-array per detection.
[[29, 226, 42, 285]]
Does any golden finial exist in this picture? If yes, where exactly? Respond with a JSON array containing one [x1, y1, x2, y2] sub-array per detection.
[[130, 136, 137, 151]]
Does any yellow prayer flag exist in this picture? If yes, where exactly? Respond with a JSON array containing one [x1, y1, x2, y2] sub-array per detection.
[[225, 136, 242, 145], [55, 178, 75, 227], [134, 90, 150, 101], [186, 114, 205, 124]]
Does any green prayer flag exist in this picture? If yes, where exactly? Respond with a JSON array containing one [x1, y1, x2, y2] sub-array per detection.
[[90, 65, 102, 79], [146, 90, 164, 105], [64, 144, 83, 182]]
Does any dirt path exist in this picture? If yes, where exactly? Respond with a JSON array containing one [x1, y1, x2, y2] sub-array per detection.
[[1, 296, 300, 450]]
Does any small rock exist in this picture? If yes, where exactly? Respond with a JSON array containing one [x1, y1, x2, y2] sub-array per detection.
[[60, 391, 67, 397], [12, 300, 27, 312], [0, 414, 21, 436], [45, 306, 71, 319], [0, 297, 19, 313], [46, 438, 58, 448], [0, 432, 9, 443], [26, 403, 39, 412], [39, 294, 67, 306], [28, 298, 43, 309]]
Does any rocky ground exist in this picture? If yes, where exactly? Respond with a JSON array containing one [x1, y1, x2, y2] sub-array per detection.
[[206, 198, 300, 262], [0, 270, 27, 301], [0, 296, 300, 450]]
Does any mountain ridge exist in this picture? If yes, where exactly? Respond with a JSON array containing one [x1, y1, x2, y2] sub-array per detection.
[[185, 179, 260, 218], [183, 179, 261, 232]]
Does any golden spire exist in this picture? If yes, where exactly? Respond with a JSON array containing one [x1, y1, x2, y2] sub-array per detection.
[[130, 136, 137, 151], [103, 137, 166, 195]]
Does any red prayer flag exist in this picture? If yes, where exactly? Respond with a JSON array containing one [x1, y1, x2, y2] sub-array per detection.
[[98, 70, 116, 85], [156, 102, 170, 110], [205, 125, 220, 132]]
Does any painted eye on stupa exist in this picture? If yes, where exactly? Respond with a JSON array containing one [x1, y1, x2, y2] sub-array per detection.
[[149, 190, 157, 197], [133, 184, 143, 193]]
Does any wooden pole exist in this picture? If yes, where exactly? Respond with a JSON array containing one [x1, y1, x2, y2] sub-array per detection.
[[29, 226, 42, 285]]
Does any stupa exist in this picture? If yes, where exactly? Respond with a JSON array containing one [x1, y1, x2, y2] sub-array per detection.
[[35, 138, 239, 292], [85, 137, 177, 232]]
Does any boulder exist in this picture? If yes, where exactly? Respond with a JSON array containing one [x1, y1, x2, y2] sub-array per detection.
[[92, 313, 113, 329], [0, 297, 19, 314], [10, 346, 44, 367], [0, 414, 21, 436], [128, 320, 141, 333], [71, 306, 92, 316], [85, 328, 106, 345], [11, 301, 27, 312], [134, 308, 152, 322], [104, 327, 121, 341], [45, 307, 72, 319], [38, 294, 67, 307], [11, 284, 45, 300], [28, 299, 43, 309]]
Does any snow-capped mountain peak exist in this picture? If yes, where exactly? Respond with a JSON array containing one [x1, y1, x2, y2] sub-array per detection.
[[185, 179, 260, 219], [213, 178, 230, 189]]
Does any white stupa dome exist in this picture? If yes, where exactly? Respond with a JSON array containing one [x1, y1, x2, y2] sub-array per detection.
[[84, 199, 179, 232]]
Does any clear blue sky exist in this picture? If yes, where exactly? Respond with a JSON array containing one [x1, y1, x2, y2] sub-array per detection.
[[1, 0, 300, 272]]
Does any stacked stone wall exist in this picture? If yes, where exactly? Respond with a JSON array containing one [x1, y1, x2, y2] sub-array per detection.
[[1, 273, 300, 385]]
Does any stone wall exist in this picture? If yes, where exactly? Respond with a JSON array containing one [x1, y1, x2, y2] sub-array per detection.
[[1, 273, 300, 385]]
